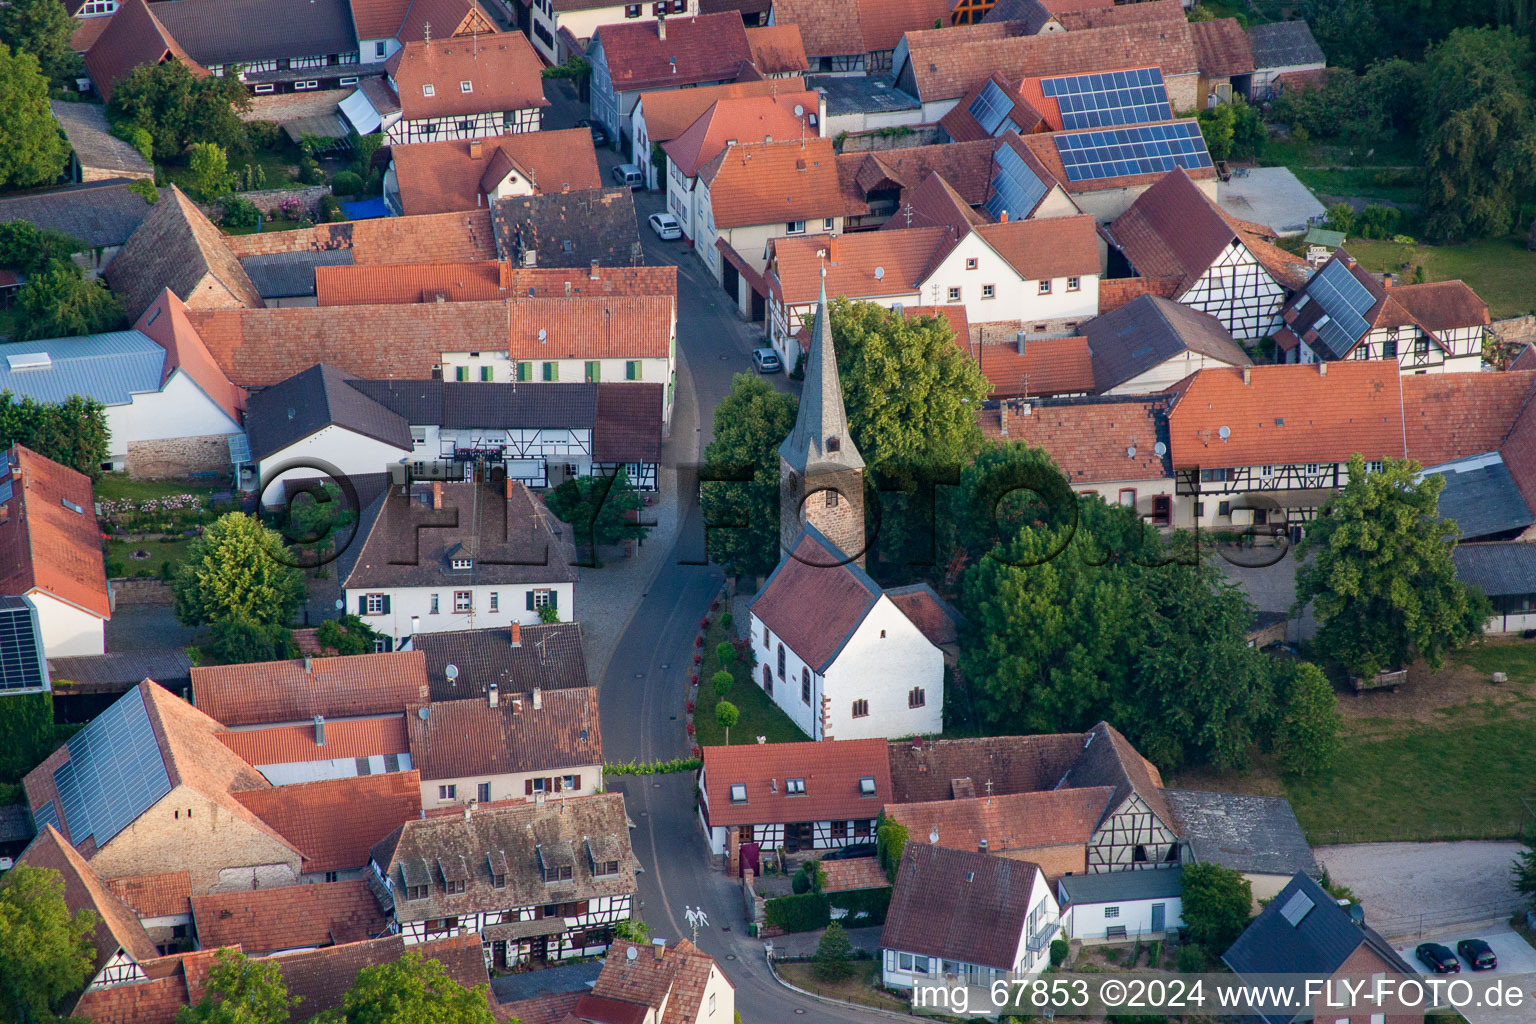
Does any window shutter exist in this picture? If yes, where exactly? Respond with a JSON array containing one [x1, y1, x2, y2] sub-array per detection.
[[358, 595, 367, 614], [546, 777, 554, 793], [548, 590, 557, 609], [526, 591, 535, 610], [383, 636, 394, 652], [381, 595, 391, 613], [571, 773, 581, 790], [525, 779, 534, 795], [554, 776, 562, 792]]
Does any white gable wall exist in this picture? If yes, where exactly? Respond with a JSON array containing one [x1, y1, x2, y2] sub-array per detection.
[[1103, 349, 1247, 395], [821, 596, 943, 740], [105, 371, 243, 463], [256, 425, 414, 506], [31, 589, 104, 657], [1179, 239, 1286, 340]]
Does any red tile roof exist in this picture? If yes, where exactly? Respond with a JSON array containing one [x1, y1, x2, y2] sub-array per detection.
[[83, 0, 205, 101], [389, 131, 603, 216], [881, 844, 1041, 970], [980, 396, 1169, 483], [595, 14, 752, 92], [0, 444, 111, 618], [819, 856, 889, 892], [222, 210, 497, 264], [662, 94, 817, 178], [349, 0, 413, 39], [72, 973, 192, 1024], [749, 529, 882, 672], [217, 716, 411, 766], [974, 214, 1100, 281], [385, 36, 547, 121], [1401, 371, 1536, 467], [1096, 274, 1184, 311], [942, 72, 1047, 140], [771, 0, 952, 57], [771, 226, 948, 303], [887, 733, 1086, 804], [405, 686, 602, 781], [745, 24, 808, 73], [234, 771, 423, 874], [271, 933, 490, 1022], [1500, 378, 1536, 512], [1106, 167, 1253, 294], [16, 825, 161, 970], [701, 738, 892, 826], [884, 583, 960, 647], [134, 288, 245, 426], [838, 140, 998, 206], [1513, 343, 1536, 371], [498, 992, 582, 1024], [1165, 362, 1406, 469], [884, 787, 1115, 854], [701, 137, 866, 227], [635, 78, 806, 144], [1054, 0, 1183, 30], [1386, 280, 1490, 331], [106, 871, 193, 919], [315, 262, 674, 306], [1189, 17, 1254, 76], [191, 652, 430, 726], [192, 880, 386, 953], [965, 335, 1097, 398], [396, 0, 498, 43]]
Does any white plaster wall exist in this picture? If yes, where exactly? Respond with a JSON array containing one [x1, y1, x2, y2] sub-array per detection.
[[1105, 350, 1247, 395], [347, 582, 576, 641], [360, 37, 401, 63], [820, 597, 942, 740], [257, 426, 413, 506], [421, 763, 603, 804], [921, 233, 1099, 325], [1061, 894, 1182, 942], [256, 753, 411, 786], [32, 590, 104, 657], [103, 372, 242, 460], [698, 962, 735, 1022], [749, 610, 820, 740]]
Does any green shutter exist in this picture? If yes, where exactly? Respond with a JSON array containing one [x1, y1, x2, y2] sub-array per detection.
[[456, 366, 468, 382], [548, 590, 557, 609], [517, 361, 531, 381], [585, 361, 599, 382], [543, 361, 558, 381], [481, 366, 493, 381], [381, 595, 391, 613], [358, 595, 367, 614], [526, 591, 535, 611], [626, 360, 640, 380]]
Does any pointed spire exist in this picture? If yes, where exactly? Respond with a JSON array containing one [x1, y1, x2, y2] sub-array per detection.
[[778, 270, 864, 474]]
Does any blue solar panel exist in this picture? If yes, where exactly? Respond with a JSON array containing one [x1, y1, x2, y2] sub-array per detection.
[[0, 599, 46, 692], [51, 686, 171, 848], [31, 798, 60, 834], [1054, 121, 1213, 182], [968, 79, 1014, 138], [986, 143, 1049, 221], [1040, 67, 1172, 130], [1306, 258, 1376, 358]]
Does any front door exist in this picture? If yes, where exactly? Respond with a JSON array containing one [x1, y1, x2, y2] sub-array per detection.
[[762, 666, 772, 696], [786, 822, 812, 852], [530, 935, 548, 963], [1151, 903, 1165, 932]]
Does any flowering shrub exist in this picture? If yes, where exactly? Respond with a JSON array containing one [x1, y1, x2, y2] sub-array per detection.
[[279, 196, 304, 219], [98, 494, 211, 533]]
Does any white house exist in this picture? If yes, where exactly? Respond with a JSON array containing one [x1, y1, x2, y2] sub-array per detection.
[[1058, 868, 1184, 944], [881, 843, 1062, 988], [528, 0, 697, 65], [629, 78, 807, 191], [337, 477, 578, 646]]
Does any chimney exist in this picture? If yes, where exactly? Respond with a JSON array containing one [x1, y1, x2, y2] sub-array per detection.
[[1015, 330, 1026, 357], [303, 653, 314, 674], [499, 260, 512, 289], [564, 280, 572, 298], [489, 681, 499, 708], [505, 477, 515, 499], [512, 695, 524, 714], [589, 259, 600, 281], [411, 615, 421, 636], [1318, 361, 1328, 376], [432, 481, 443, 509], [313, 715, 325, 746], [510, 621, 522, 647], [828, 234, 838, 265], [468, 139, 483, 160], [978, 839, 988, 853], [532, 687, 542, 710], [1382, 272, 1394, 289], [1242, 365, 1251, 386], [998, 403, 1009, 437], [657, 13, 665, 39], [998, 209, 1008, 223], [652, 938, 667, 960]]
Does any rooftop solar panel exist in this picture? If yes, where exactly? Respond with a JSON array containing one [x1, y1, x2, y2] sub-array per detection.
[[1054, 121, 1213, 183], [968, 79, 1015, 138], [51, 686, 171, 848], [31, 797, 60, 835], [1305, 259, 1376, 358], [0, 598, 47, 692], [985, 143, 1050, 221], [1040, 67, 1173, 130]]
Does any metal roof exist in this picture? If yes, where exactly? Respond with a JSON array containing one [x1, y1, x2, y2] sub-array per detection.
[[0, 331, 166, 406], [1058, 865, 1182, 904]]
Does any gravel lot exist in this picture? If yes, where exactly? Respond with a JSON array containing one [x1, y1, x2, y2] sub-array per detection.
[[1316, 841, 1524, 941]]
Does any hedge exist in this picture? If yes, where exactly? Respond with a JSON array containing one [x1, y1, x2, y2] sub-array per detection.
[[827, 885, 891, 927], [603, 758, 703, 775], [764, 893, 831, 933]]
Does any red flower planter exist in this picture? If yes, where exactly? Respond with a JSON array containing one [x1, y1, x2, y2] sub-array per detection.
[[686, 701, 695, 713], [695, 635, 704, 647], [686, 722, 696, 735], [693, 653, 702, 665], [690, 673, 699, 685], [700, 618, 709, 629], [692, 745, 702, 759]]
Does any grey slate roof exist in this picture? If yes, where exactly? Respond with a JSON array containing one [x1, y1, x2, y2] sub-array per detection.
[[1247, 21, 1325, 70], [246, 363, 413, 461], [50, 102, 154, 180], [1163, 789, 1320, 879], [0, 181, 156, 250], [48, 649, 194, 692], [1082, 294, 1250, 392], [808, 75, 920, 116], [1453, 542, 1536, 597], [1058, 865, 1182, 905], [239, 250, 354, 300], [150, 0, 358, 66], [489, 960, 602, 1004], [1223, 872, 1414, 1024], [779, 279, 864, 474], [1423, 455, 1535, 541], [491, 188, 643, 269], [0, 332, 165, 406], [412, 622, 590, 701]]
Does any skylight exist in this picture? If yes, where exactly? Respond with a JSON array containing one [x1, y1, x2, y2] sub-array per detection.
[[786, 778, 806, 795], [729, 783, 747, 803], [423, 84, 435, 96], [1279, 890, 1314, 928], [461, 80, 473, 93], [859, 776, 876, 795]]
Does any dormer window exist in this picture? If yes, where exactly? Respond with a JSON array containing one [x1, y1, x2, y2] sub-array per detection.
[[544, 864, 573, 882], [452, 558, 473, 570], [460, 80, 473, 92], [859, 776, 876, 796], [491, 873, 506, 888], [786, 778, 806, 795], [423, 84, 435, 96], [593, 859, 619, 876], [729, 783, 747, 803], [407, 884, 429, 900]]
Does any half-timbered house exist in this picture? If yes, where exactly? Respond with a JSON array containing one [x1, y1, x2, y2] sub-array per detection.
[[769, 0, 952, 74], [349, 0, 498, 66], [367, 792, 636, 968], [1105, 168, 1308, 340], [1273, 250, 1488, 373]]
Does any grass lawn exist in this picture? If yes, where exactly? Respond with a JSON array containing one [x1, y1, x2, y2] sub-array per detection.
[[106, 536, 194, 578], [693, 616, 807, 747], [776, 960, 907, 1014], [1287, 166, 1419, 205], [224, 217, 304, 236], [1342, 236, 1536, 318], [94, 472, 220, 504]]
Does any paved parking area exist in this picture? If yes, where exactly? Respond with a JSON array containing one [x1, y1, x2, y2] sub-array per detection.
[[1316, 842, 1523, 941], [1396, 930, 1536, 1024]]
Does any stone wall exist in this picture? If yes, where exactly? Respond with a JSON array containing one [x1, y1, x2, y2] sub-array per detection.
[[125, 434, 237, 480], [837, 124, 943, 154], [196, 186, 332, 224], [110, 577, 173, 605]]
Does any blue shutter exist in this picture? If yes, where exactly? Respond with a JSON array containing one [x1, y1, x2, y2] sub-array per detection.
[[381, 595, 391, 613], [358, 595, 366, 614]]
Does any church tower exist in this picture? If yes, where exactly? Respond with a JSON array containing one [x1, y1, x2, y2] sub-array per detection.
[[779, 273, 866, 566]]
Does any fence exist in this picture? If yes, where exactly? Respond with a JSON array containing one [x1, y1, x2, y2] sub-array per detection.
[[1366, 897, 1521, 942], [109, 577, 174, 606], [1310, 820, 1530, 846]]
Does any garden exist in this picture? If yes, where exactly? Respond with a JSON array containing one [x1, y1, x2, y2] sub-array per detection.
[[688, 605, 807, 750], [95, 474, 229, 579]]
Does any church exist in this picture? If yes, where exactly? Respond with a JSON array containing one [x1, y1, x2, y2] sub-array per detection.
[[746, 277, 950, 741]]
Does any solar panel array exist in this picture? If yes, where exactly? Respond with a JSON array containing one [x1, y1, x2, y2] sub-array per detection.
[[51, 687, 171, 848], [1041, 68, 1173, 130], [985, 142, 1050, 221], [968, 79, 1018, 139], [1305, 258, 1376, 358], [1055, 122, 1213, 183], [0, 599, 46, 692], [1279, 890, 1315, 927], [31, 798, 60, 834]]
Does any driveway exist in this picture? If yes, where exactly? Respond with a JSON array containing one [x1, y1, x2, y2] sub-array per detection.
[[1216, 550, 1315, 643], [1316, 842, 1524, 942], [1396, 930, 1536, 1024]]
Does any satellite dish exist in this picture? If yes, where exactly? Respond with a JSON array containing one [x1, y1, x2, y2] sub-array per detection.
[[1154, 441, 1167, 456], [538, 328, 547, 344], [874, 266, 885, 280], [793, 104, 805, 116], [417, 706, 430, 720], [1126, 445, 1136, 458], [334, 598, 344, 611], [929, 827, 939, 845], [1218, 425, 1231, 440], [445, 664, 459, 682], [626, 947, 638, 961]]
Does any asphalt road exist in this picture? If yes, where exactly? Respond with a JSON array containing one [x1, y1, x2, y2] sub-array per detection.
[[539, 82, 891, 1023]]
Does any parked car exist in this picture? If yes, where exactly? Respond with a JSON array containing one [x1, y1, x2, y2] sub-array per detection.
[[575, 118, 608, 146], [1416, 943, 1460, 973], [751, 347, 782, 374], [611, 163, 644, 189], [1457, 939, 1497, 970], [821, 842, 877, 861], [648, 212, 682, 240]]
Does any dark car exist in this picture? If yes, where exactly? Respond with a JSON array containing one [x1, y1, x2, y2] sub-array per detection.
[[575, 118, 609, 146], [820, 842, 877, 861], [1416, 943, 1460, 973], [1457, 939, 1497, 970]]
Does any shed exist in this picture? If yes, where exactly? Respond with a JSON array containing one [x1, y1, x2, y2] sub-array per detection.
[[1058, 866, 1183, 943]]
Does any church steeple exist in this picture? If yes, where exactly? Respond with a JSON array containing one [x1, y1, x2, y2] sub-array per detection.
[[778, 271, 867, 566]]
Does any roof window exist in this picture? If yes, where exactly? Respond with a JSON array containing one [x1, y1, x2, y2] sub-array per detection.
[[423, 84, 435, 96], [461, 80, 473, 92], [858, 776, 876, 795], [786, 778, 806, 795], [729, 783, 747, 803]]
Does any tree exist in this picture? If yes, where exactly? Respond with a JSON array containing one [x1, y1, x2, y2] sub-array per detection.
[[0, 391, 110, 477], [544, 469, 647, 557], [0, 43, 69, 189], [700, 374, 797, 576], [0, 220, 83, 276], [1295, 456, 1490, 679], [715, 700, 739, 745], [172, 512, 306, 631], [1419, 27, 1536, 241], [1197, 103, 1236, 162], [202, 616, 292, 665], [341, 950, 497, 1024], [0, 864, 99, 1023], [714, 641, 736, 666], [1323, 202, 1355, 235], [944, 442, 1076, 569], [177, 948, 297, 1024], [876, 814, 908, 879], [1274, 661, 1343, 777], [108, 61, 251, 161], [1180, 863, 1252, 953], [612, 918, 650, 943], [188, 141, 234, 198], [313, 614, 382, 656], [0, 0, 79, 83], [711, 671, 734, 699], [1514, 842, 1536, 912], [14, 266, 127, 340], [813, 921, 856, 982]]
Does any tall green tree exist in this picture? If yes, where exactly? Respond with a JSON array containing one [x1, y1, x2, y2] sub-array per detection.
[[340, 950, 498, 1024], [813, 921, 856, 981], [107, 61, 251, 161], [1180, 863, 1253, 952], [0, 221, 84, 277], [0, 391, 110, 477], [0, 0, 78, 83], [312, 614, 382, 656], [172, 512, 306, 631], [1514, 842, 1536, 912], [0, 864, 99, 1023], [14, 266, 126, 340], [545, 469, 647, 559], [0, 43, 69, 189], [202, 616, 293, 665], [1419, 27, 1536, 241], [188, 141, 234, 198], [177, 948, 297, 1024], [1273, 661, 1344, 777], [1295, 455, 1490, 679], [700, 373, 797, 576], [945, 442, 1076, 569]]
